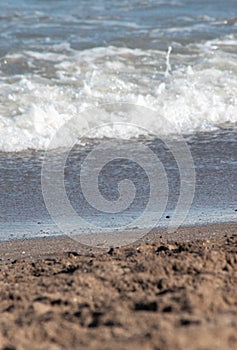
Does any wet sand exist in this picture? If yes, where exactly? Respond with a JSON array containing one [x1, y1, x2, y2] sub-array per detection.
[[0, 223, 236, 349]]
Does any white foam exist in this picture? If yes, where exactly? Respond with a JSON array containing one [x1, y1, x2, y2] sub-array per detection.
[[0, 41, 237, 152]]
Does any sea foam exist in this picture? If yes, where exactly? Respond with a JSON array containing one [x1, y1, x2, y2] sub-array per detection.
[[0, 41, 237, 152]]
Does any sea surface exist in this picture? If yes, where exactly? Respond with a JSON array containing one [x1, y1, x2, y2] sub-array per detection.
[[0, 0, 237, 244]]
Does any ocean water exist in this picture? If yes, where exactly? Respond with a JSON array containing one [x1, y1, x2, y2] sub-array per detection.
[[0, 0, 237, 244]]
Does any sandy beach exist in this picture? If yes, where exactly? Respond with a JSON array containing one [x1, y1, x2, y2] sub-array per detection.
[[1, 0, 237, 349], [0, 223, 236, 350]]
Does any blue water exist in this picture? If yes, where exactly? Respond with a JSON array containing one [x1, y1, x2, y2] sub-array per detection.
[[1, 0, 236, 52], [0, 0, 237, 245]]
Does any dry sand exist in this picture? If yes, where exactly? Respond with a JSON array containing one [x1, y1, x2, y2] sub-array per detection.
[[0, 223, 236, 350]]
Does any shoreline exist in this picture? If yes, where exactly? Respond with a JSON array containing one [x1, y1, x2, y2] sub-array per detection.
[[1, 221, 236, 262]]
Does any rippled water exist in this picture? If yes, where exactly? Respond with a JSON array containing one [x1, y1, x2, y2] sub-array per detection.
[[0, 0, 237, 242], [0, 0, 237, 151]]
